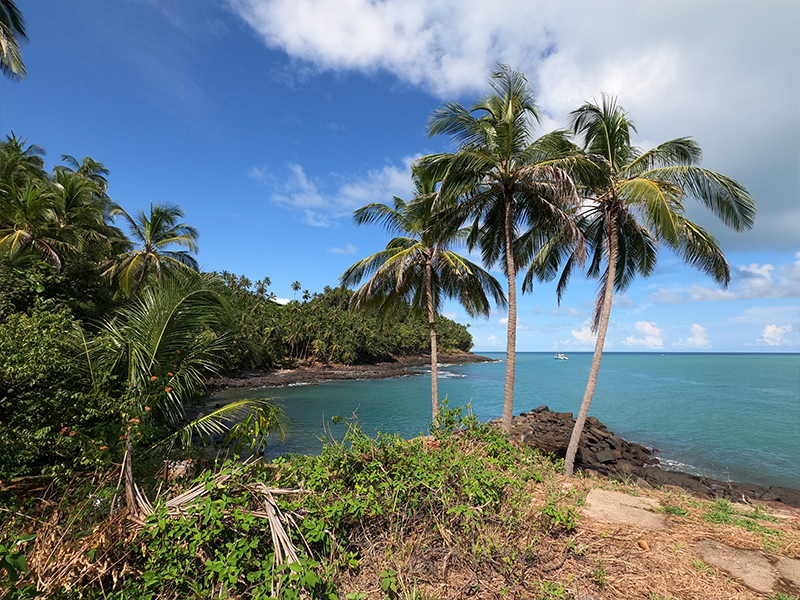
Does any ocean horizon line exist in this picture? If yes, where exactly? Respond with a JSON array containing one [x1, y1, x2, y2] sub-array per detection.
[[473, 350, 800, 356]]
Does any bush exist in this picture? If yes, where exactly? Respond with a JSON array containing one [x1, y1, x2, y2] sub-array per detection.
[[0, 302, 117, 480]]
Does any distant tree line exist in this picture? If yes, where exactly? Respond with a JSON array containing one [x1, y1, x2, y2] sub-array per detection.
[[0, 135, 472, 481]]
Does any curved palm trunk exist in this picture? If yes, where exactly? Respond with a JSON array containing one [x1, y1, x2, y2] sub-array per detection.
[[564, 220, 618, 475], [426, 255, 439, 424], [501, 197, 516, 432]]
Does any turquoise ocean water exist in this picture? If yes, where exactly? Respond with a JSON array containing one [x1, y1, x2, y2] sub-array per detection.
[[209, 353, 800, 490]]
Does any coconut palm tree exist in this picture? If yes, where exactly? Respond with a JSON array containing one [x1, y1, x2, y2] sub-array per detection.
[[419, 65, 585, 431], [0, 0, 26, 81], [0, 180, 68, 266], [105, 201, 199, 297], [341, 167, 506, 422], [0, 134, 45, 188], [560, 94, 756, 475], [93, 270, 284, 453]]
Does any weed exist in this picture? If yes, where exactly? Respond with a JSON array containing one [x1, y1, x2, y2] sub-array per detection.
[[702, 497, 783, 546], [656, 505, 689, 517], [380, 569, 398, 599], [594, 556, 607, 588], [692, 559, 717, 575]]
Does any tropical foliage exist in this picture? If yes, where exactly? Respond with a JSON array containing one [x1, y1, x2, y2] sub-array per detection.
[[556, 95, 755, 474], [342, 167, 505, 421], [0, 0, 26, 81], [104, 202, 199, 297], [419, 65, 586, 431]]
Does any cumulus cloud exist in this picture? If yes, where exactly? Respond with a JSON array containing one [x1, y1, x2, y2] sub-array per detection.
[[759, 324, 795, 347], [329, 243, 357, 254], [483, 334, 501, 347], [684, 253, 800, 302], [571, 323, 596, 344], [229, 0, 798, 250], [675, 324, 710, 349], [623, 321, 664, 348], [648, 288, 686, 305], [499, 317, 531, 330], [249, 160, 415, 227]]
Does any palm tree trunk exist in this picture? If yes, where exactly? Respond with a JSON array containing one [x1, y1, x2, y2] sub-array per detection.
[[502, 197, 516, 432], [564, 220, 618, 475], [426, 255, 439, 424]]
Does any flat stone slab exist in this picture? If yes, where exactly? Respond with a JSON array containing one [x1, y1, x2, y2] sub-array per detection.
[[776, 556, 800, 587], [582, 488, 667, 530], [694, 540, 774, 593]]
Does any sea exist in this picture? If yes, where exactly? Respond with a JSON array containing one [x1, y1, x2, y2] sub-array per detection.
[[208, 352, 800, 491]]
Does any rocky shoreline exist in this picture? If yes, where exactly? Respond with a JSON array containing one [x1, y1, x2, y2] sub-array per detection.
[[206, 356, 800, 510], [506, 406, 800, 509], [205, 352, 497, 392]]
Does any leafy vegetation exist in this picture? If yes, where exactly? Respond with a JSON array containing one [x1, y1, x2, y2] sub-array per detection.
[[1, 413, 586, 599], [0, 43, 761, 598]]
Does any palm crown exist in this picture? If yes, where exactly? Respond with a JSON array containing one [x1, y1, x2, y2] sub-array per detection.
[[419, 65, 586, 431], [342, 167, 506, 421], [558, 94, 756, 475], [106, 202, 199, 297]]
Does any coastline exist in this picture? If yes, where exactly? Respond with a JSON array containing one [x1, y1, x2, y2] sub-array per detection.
[[205, 354, 800, 510], [205, 351, 497, 392]]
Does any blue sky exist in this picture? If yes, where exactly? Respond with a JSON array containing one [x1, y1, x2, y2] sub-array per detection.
[[4, 0, 798, 352]]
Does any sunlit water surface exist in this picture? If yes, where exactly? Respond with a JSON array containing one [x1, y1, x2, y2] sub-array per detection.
[[208, 352, 800, 490]]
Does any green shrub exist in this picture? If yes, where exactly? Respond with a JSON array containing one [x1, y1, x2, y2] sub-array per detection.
[[0, 302, 118, 480]]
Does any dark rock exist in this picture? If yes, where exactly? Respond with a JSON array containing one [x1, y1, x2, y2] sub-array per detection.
[[594, 449, 618, 464], [502, 408, 800, 510]]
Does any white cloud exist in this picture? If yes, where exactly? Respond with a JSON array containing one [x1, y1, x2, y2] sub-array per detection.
[[329, 243, 357, 254], [648, 288, 685, 305], [230, 0, 799, 250], [571, 323, 595, 344], [550, 305, 583, 317], [250, 160, 415, 227], [685, 285, 737, 302], [759, 324, 795, 347], [684, 254, 800, 302], [623, 321, 664, 348], [272, 297, 290, 305], [675, 324, 710, 349], [613, 293, 634, 308], [441, 311, 458, 320], [499, 317, 531, 330], [484, 334, 501, 347]]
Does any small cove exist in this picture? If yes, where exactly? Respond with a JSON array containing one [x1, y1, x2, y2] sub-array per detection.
[[208, 352, 800, 490]]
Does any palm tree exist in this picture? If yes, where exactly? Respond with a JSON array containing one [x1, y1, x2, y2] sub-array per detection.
[[341, 167, 506, 422], [560, 95, 756, 475], [0, 134, 45, 189], [0, 180, 68, 266], [105, 201, 199, 297], [0, 0, 26, 81], [291, 281, 301, 300], [0, 143, 121, 269], [419, 65, 585, 431], [93, 271, 284, 454], [56, 155, 111, 199]]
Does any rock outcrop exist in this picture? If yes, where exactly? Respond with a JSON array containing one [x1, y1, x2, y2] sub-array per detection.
[[501, 406, 800, 509]]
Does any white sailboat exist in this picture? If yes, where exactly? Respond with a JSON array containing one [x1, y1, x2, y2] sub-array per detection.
[[554, 341, 568, 360]]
